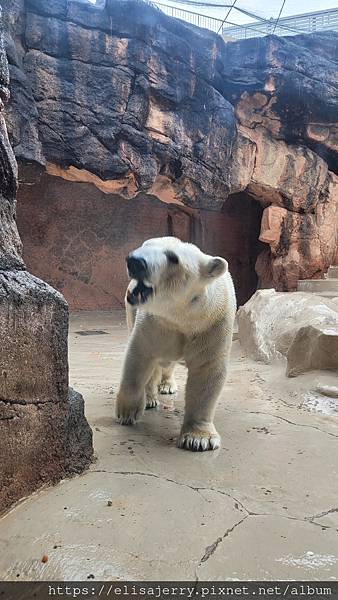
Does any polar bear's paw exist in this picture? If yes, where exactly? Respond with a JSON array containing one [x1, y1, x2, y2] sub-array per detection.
[[145, 393, 160, 409], [117, 407, 142, 425], [116, 392, 144, 425], [158, 378, 178, 395], [177, 429, 221, 452], [117, 414, 137, 425]]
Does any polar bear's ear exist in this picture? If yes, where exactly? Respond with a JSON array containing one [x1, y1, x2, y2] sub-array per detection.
[[165, 250, 179, 265], [201, 257, 228, 279]]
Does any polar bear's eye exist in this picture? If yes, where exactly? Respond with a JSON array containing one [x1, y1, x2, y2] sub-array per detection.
[[165, 250, 179, 265]]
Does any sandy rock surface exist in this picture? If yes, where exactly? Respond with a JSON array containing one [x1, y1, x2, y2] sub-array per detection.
[[238, 289, 338, 376]]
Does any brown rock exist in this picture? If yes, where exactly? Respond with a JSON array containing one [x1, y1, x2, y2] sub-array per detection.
[[259, 206, 287, 248], [245, 128, 329, 213], [15, 169, 263, 309]]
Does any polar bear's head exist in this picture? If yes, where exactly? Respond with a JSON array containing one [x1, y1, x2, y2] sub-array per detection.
[[126, 237, 227, 308]]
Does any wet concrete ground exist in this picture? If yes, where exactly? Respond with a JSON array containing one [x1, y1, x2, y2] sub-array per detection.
[[1, 311, 338, 580]]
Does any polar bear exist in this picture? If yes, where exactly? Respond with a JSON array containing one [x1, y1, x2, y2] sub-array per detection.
[[116, 237, 236, 451]]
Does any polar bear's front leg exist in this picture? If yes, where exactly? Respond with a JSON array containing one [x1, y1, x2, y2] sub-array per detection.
[[177, 359, 227, 451], [116, 337, 156, 425]]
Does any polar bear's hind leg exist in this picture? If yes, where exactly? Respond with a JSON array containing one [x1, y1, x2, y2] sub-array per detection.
[[158, 364, 177, 395], [145, 366, 162, 409]]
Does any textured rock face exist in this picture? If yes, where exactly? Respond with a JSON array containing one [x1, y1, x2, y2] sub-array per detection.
[[0, 273, 93, 511], [16, 173, 262, 308], [237, 289, 338, 376], [0, 21, 93, 513], [287, 325, 338, 378], [4, 0, 338, 306]]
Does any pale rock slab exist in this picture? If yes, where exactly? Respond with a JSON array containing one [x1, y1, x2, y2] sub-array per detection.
[[238, 289, 338, 376]]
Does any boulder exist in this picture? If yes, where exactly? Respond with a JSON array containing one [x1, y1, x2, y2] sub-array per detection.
[[287, 325, 338, 377], [237, 289, 338, 376]]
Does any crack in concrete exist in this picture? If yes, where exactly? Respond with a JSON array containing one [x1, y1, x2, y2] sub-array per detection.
[[194, 511, 338, 579], [89, 470, 338, 534], [229, 409, 338, 439], [90, 470, 259, 515], [197, 486, 249, 513], [200, 536, 222, 563], [245, 511, 338, 532], [90, 469, 209, 502], [199, 515, 249, 565], [307, 507, 338, 521], [91, 470, 266, 518], [90, 470, 271, 516], [84, 467, 338, 581]]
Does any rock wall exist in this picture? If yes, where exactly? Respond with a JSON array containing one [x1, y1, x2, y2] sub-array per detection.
[[0, 14, 93, 514], [16, 170, 262, 308], [4, 0, 338, 308]]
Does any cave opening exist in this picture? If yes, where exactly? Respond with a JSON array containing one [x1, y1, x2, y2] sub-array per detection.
[[15, 170, 266, 310], [190, 192, 266, 307]]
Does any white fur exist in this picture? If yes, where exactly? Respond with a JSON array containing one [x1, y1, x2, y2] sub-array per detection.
[[116, 237, 236, 451]]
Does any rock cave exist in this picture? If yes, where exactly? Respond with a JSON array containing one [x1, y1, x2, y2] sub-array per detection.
[[16, 176, 264, 308]]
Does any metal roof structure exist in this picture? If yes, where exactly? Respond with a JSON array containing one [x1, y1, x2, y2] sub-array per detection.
[[222, 6, 338, 39], [149, 2, 338, 38]]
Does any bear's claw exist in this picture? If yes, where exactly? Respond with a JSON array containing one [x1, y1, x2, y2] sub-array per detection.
[[117, 414, 137, 425], [177, 431, 220, 451], [159, 380, 177, 395], [116, 404, 144, 425], [146, 396, 160, 409]]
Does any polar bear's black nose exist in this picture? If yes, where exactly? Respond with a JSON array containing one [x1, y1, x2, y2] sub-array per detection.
[[126, 255, 148, 279]]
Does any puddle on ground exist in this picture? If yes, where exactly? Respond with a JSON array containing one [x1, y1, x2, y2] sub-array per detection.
[[277, 551, 338, 570], [75, 330, 109, 336], [301, 392, 338, 417]]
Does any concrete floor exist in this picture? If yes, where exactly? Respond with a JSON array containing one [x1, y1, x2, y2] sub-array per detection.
[[1, 311, 338, 581]]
